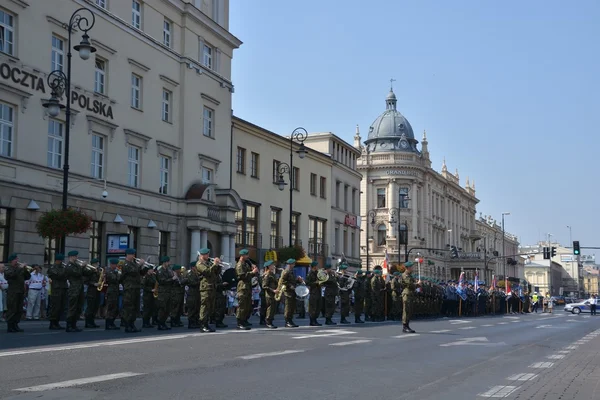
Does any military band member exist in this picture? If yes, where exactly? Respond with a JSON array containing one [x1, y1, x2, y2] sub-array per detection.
[[105, 259, 121, 330], [197, 248, 222, 332], [170, 265, 186, 327], [353, 270, 365, 323], [48, 254, 68, 330], [212, 263, 229, 329], [323, 264, 338, 325], [305, 261, 322, 326], [155, 256, 175, 330], [336, 263, 351, 324], [278, 258, 299, 328], [370, 268, 385, 321], [84, 258, 101, 328], [4, 253, 30, 333], [235, 249, 258, 330], [390, 271, 403, 321], [261, 260, 278, 329], [65, 250, 87, 332], [363, 270, 373, 321], [186, 261, 202, 329], [121, 249, 146, 333], [142, 267, 157, 328], [401, 262, 420, 333], [258, 268, 267, 325]]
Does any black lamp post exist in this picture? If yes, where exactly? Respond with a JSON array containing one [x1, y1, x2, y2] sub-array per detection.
[[389, 193, 410, 262], [42, 7, 96, 253], [365, 210, 376, 271], [276, 128, 308, 247]]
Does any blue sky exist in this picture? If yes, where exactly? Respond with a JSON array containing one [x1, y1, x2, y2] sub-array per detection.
[[229, 0, 599, 253]]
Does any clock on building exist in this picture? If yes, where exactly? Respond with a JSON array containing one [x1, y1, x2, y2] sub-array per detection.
[[399, 139, 409, 149]]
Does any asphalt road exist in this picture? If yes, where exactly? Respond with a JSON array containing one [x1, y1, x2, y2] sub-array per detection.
[[1, 312, 599, 399]]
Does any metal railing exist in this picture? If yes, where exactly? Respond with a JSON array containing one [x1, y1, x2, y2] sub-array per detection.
[[269, 235, 283, 249], [235, 231, 262, 248]]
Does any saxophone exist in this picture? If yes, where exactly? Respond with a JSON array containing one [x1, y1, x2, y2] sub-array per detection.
[[96, 268, 105, 292], [275, 285, 286, 302], [153, 280, 159, 299]]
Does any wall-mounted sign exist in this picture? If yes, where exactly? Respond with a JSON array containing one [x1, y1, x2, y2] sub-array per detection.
[[344, 215, 357, 227], [560, 255, 574, 262], [457, 252, 482, 260], [107, 234, 130, 254], [386, 170, 419, 176]]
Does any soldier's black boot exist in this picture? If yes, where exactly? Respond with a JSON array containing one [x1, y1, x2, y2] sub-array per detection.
[[108, 319, 119, 330], [129, 322, 141, 333], [340, 317, 350, 324], [285, 319, 299, 328], [355, 317, 364, 324], [406, 324, 416, 333], [142, 319, 153, 328], [6, 322, 15, 333], [157, 321, 169, 331], [325, 318, 336, 325], [151, 318, 158, 327], [201, 324, 215, 333], [266, 320, 277, 329], [215, 320, 228, 328], [237, 319, 250, 330], [244, 320, 253, 327], [260, 318, 267, 325], [85, 318, 98, 328], [105, 319, 111, 330]]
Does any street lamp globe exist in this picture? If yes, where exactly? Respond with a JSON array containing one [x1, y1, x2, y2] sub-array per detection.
[[73, 33, 97, 61], [42, 95, 65, 117], [277, 176, 287, 191], [296, 143, 306, 159]]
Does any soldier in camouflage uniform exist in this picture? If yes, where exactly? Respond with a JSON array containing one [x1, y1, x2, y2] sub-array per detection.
[[278, 258, 299, 328], [370, 268, 385, 321], [197, 247, 222, 332], [336, 263, 351, 324], [84, 258, 101, 328], [48, 254, 68, 330], [401, 262, 420, 333], [261, 260, 278, 329], [155, 256, 175, 331], [186, 261, 202, 329], [235, 249, 258, 330], [170, 265, 186, 327], [258, 266, 267, 325], [352, 270, 365, 323], [390, 271, 403, 321], [4, 253, 30, 333], [364, 270, 373, 321], [105, 259, 121, 330], [305, 261, 322, 326], [65, 251, 88, 332], [212, 262, 229, 329], [121, 248, 146, 333], [323, 264, 338, 325], [141, 267, 157, 328]]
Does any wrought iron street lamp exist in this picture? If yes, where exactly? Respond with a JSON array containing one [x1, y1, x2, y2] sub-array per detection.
[[42, 7, 96, 253], [365, 209, 377, 271]]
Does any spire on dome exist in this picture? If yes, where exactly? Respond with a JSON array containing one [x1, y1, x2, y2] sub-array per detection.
[[353, 124, 362, 149], [422, 129, 427, 140], [386, 79, 397, 111], [442, 157, 447, 172], [466, 176, 470, 189], [455, 168, 459, 180]]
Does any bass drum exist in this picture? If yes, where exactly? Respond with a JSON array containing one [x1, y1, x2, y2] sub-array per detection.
[[221, 268, 238, 287], [295, 285, 309, 300]]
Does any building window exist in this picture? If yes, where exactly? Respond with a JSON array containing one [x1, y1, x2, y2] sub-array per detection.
[[250, 152, 259, 178], [159, 156, 169, 194], [292, 167, 299, 191], [272, 160, 280, 183], [335, 181, 340, 208], [344, 185, 349, 210], [334, 227, 339, 255], [399, 187, 409, 208], [291, 213, 300, 245], [201, 167, 213, 201], [320, 176, 326, 199], [352, 188, 357, 214], [310, 173, 317, 196], [132, 0, 142, 29], [88, 221, 103, 262], [163, 19, 171, 47], [0, 208, 10, 262], [0, 10, 14, 56], [0, 103, 13, 157], [235, 203, 259, 248], [95, 0, 107, 9], [203, 107, 213, 137], [47, 119, 63, 169], [236, 147, 246, 174], [158, 230, 169, 260], [131, 74, 141, 109], [377, 224, 387, 246], [44, 237, 59, 265], [202, 44, 213, 69], [127, 145, 140, 187], [162, 89, 171, 122], [51, 35, 64, 72], [343, 229, 348, 254], [91, 134, 104, 179], [377, 188, 386, 208], [270, 208, 281, 249], [308, 217, 326, 256], [399, 223, 408, 245], [351, 231, 355, 258], [94, 59, 106, 94]]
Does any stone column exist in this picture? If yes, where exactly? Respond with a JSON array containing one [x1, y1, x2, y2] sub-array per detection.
[[220, 234, 230, 264], [200, 230, 208, 249], [229, 234, 236, 265], [411, 182, 418, 243], [190, 230, 201, 263]]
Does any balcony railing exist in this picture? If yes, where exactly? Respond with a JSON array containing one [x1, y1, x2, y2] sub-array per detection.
[[308, 240, 329, 257], [207, 207, 223, 222], [269, 235, 283, 249], [235, 231, 262, 248]]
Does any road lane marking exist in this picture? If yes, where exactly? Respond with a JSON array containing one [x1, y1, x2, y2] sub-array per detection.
[[547, 355, 564, 359], [292, 329, 355, 339], [507, 373, 537, 381], [239, 350, 305, 360], [459, 326, 475, 330], [392, 334, 421, 338], [529, 362, 554, 368], [440, 337, 505, 347], [565, 346, 578, 350], [429, 330, 451, 333], [478, 385, 519, 397], [557, 350, 570, 354], [504, 316, 520, 319], [449, 320, 470, 325], [511, 321, 520, 323], [329, 340, 372, 346], [497, 322, 508, 325], [14, 372, 144, 392], [481, 324, 494, 327]]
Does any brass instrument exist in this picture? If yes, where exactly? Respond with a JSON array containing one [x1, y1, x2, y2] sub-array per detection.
[[17, 262, 33, 273], [275, 284, 286, 301], [96, 267, 105, 291], [153, 281, 159, 299], [75, 259, 97, 273], [135, 258, 156, 270], [316, 269, 329, 284]]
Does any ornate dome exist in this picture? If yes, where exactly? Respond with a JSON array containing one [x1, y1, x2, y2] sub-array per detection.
[[364, 89, 419, 154]]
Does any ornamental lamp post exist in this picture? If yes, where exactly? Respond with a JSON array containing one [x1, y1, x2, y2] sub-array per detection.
[[365, 210, 376, 271], [42, 7, 97, 253]]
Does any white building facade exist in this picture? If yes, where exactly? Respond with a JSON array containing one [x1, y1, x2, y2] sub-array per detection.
[[0, 0, 242, 265]]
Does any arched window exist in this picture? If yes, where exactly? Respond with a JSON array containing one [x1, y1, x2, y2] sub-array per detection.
[[399, 223, 408, 245], [377, 224, 387, 246]]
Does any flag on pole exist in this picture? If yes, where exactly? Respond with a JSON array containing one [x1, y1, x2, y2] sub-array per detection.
[[474, 270, 479, 292], [383, 248, 389, 276], [456, 271, 467, 301], [492, 274, 496, 290], [506, 278, 511, 294]]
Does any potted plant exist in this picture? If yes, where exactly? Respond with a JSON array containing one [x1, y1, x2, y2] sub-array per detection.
[[36, 208, 92, 238]]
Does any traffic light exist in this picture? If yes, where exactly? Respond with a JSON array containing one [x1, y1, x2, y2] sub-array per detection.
[[551, 247, 556, 258], [450, 245, 459, 258], [573, 241, 580, 256], [543, 247, 550, 259]]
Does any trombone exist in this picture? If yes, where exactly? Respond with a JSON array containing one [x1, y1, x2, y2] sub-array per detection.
[[197, 251, 231, 268], [17, 262, 33, 273], [75, 259, 97, 273], [135, 258, 156, 270]]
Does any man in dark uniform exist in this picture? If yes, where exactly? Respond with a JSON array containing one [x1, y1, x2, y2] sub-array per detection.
[[48, 254, 68, 330], [323, 264, 338, 325], [212, 262, 229, 329], [371, 268, 385, 321], [105, 259, 121, 330], [121, 248, 146, 333], [170, 265, 186, 328], [142, 266, 157, 328], [235, 249, 258, 330], [305, 261, 322, 326], [4, 253, 30, 332], [402, 262, 420, 333], [155, 256, 174, 330], [258, 266, 267, 325], [84, 258, 101, 328], [65, 250, 86, 332], [197, 247, 222, 332], [186, 261, 202, 329], [261, 260, 278, 328], [353, 270, 365, 323], [336, 263, 352, 324], [364, 270, 373, 321], [278, 258, 299, 328]]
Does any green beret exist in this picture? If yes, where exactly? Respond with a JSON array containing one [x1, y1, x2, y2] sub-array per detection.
[[324, 264, 332, 270], [393, 271, 400, 276], [239, 249, 249, 256], [356, 269, 364, 275], [199, 248, 210, 255], [310, 261, 318, 267], [55, 254, 65, 261], [67, 250, 78, 257], [404, 262, 414, 268], [91, 258, 99, 264], [160, 256, 170, 264], [189, 262, 196, 268], [264, 260, 274, 267], [109, 258, 118, 265], [171, 264, 182, 271], [374, 269, 382, 275], [7, 253, 17, 261], [125, 248, 136, 255], [286, 258, 296, 264], [338, 264, 348, 270]]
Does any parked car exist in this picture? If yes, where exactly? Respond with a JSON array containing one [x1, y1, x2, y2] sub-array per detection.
[[564, 300, 593, 314]]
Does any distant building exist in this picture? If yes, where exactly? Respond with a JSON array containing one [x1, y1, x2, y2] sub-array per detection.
[[524, 259, 563, 296]]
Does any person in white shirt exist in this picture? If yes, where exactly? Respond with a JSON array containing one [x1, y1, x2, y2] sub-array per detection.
[[589, 295, 597, 316], [25, 265, 45, 320]]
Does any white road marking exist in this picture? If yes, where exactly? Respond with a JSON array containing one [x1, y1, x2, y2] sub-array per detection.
[[329, 339, 372, 346], [511, 320, 520, 323], [430, 330, 451, 333], [292, 329, 355, 339], [14, 372, 144, 392], [497, 322, 508, 325], [507, 373, 537, 381], [482, 324, 494, 327], [459, 326, 475, 330], [565, 346, 578, 350], [557, 350, 570, 354], [449, 320, 470, 325], [392, 334, 421, 339], [239, 350, 305, 360], [440, 337, 505, 347], [478, 385, 519, 397], [536, 325, 552, 329], [529, 362, 554, 368], [547, 355, 564, 359], [567, 319, 585, 322], [504, 316, 520, 319]]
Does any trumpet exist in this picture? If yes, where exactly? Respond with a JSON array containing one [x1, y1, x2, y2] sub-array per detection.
[[207, 256, 231, 269], [75, 259, 97, 273], [97, 267, 105, 291], [135, 258, 156, 270], [17, 262, 33, 273]]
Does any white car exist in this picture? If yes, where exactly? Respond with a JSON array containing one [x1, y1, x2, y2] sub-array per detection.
[[564, 300, 594, 314]]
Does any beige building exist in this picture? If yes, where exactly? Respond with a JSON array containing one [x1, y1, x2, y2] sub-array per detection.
[[231, 118, 362, 270], [356, 88, 520, 281], [524, 259, 563, 296], [475, 215, 522, 283], [582, 268, 599, 297], [0, 0, 242, 265]]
